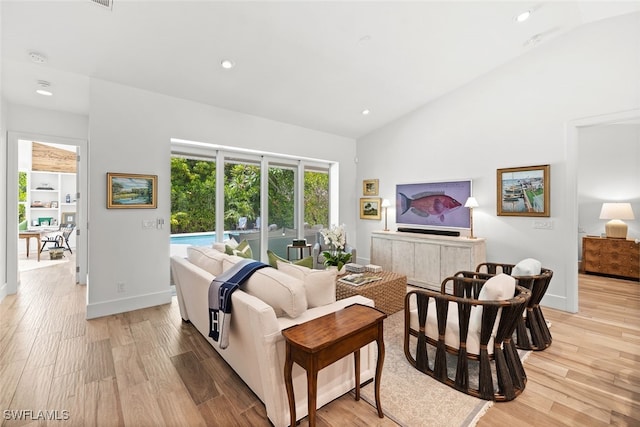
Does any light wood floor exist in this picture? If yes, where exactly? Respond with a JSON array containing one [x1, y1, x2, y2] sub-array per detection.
[[1, 257, 638, 426]]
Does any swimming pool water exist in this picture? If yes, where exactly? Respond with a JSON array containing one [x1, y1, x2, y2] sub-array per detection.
[[170, 232, 229, 246]]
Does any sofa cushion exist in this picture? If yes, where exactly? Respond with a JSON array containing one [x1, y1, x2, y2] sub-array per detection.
[[267, 249, 313, 269], [222, 256, 308, 318], [511, 258, 542, 277], [424, 300, 488, 355], [187, 246, 226, 276], [276, 261, 337, 308]]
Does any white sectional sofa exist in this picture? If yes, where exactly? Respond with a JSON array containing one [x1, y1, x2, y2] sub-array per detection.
[[170, 246, 376, 427]]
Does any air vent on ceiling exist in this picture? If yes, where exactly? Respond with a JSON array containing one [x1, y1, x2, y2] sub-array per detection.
[[89, 0, 113, 10]]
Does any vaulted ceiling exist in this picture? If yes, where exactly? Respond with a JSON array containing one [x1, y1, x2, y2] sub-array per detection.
[[3, 1, 639, 138]]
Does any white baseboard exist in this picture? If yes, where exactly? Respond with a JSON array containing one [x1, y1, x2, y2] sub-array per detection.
[[86, 289, 172, 319], [0, 282, 7, 302], [540, 292, 570, 312]]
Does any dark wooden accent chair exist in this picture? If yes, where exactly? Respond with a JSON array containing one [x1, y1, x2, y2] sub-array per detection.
[[404, 275, 531, 401], [470, 262, 554, 351]]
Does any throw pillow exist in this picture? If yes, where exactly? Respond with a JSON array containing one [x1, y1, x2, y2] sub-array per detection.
[[187, 246, 226, 276], [213, 237, 237, 253], [468, 273, 516, 346], [276, 261, 337, 308], [226, 239, 252, 258], [477, 273, 517, 301], [267, 249, 313, 269], [511, 258, 542, 277]]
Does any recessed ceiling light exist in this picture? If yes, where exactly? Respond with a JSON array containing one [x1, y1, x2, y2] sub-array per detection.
[[361, 109, 371, 116], [28, 51, 48, 64], [221, 59, 235, 69], [36, 80, 53, 96], [515, 10, 531, 23]]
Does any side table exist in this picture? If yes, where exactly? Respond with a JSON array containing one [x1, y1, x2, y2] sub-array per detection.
[[282, 303, 386, 427], [19, 231, 42, 262], [287, 244, 312, 261]]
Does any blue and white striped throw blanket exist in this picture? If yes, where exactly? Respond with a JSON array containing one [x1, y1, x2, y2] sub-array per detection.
[[208, 259, 268, 349]]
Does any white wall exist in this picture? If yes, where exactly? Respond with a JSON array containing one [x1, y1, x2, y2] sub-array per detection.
[[578, 124, 640, 257], [355, 12, 640, 312], [0, 99, 6, 301], [88, 79, 357, 318], [7, 104, 88, 139], [0, 0, 5, 301]]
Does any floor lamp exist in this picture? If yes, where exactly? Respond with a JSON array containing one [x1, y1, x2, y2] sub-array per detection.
[[465, 197, 479, 239]]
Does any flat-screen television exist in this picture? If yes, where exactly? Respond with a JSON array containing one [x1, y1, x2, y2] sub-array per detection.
[[396, 180, 472, 231]]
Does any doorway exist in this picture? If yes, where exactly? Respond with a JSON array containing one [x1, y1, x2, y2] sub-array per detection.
[[566, 108, 640, 313], [6, 132, 88, 295]]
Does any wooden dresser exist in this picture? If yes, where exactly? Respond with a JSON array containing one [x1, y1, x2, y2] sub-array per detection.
[[582, 236, 640, 281]]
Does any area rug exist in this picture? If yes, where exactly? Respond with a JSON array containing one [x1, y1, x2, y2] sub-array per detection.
[[359, 311, 529, 427], [19, 256, 69, 272]]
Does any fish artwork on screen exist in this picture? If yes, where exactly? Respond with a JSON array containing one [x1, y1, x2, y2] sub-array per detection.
[[396, 180, 471, 230]]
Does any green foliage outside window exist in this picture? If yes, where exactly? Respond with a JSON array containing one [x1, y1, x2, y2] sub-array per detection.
[[171, 157, 329, 234], [304, 171, 329, 228], [18, 172, 27, 224], [224, 163, 261, 230], [170, 158, 217, 233]]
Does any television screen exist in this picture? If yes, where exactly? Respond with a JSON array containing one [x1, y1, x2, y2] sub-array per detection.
[[396, 180, 471, 230]]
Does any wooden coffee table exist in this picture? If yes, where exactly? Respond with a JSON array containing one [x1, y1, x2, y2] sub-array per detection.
[[282, 303, 386, 427], [336, 271, 407, 314]]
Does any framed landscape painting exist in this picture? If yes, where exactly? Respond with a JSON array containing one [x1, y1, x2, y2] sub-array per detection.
[[497, 165, 549, 217], [107, 172, 157, 209], [360, 197, 381, 220]]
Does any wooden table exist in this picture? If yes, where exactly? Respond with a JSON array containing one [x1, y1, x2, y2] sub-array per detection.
[[336, 271, 407, 314], [19, 231, 42, 262], [282, 303, 386, 427]]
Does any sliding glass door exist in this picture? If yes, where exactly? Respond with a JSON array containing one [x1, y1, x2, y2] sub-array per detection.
[[170, 141, 335, 264]]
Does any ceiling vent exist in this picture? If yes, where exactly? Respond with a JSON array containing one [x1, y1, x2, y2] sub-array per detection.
[[89, 0, 113, 10]]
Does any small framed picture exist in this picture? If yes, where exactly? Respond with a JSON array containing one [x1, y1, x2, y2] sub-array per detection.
[[497, 164, 550, 217], [360, 197, 381, 220], [363, 179, 379, 196], [51, 201, 59, 208], [107, 172, 158, 209], [63, 212, 76, 225]]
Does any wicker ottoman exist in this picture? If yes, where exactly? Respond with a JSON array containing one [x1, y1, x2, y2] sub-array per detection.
[[336, 271, 407, 314]]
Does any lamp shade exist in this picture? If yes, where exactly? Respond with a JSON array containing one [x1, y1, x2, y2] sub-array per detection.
[[599, 203, 635, 220], [600, 202, 635, 239], [381, 199, 391, 208], [464, 197, 479, 208]]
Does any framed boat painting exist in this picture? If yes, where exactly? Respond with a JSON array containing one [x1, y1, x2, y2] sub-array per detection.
[[497, 164, 549, 217]]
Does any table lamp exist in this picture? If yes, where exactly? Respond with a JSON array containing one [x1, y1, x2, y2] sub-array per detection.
[[381, 199, 391, 231], [464, 197, 479, 239], [599, 202, 635, 239]]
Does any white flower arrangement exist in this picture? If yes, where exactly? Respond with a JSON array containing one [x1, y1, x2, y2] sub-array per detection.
[[320, 224, 351, 269]]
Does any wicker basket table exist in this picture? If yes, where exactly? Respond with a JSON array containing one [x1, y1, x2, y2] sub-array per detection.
[[336, 271, 407, 314]]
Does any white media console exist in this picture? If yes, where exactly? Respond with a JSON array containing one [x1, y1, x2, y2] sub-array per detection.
[[370, 230, 486, 290]]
